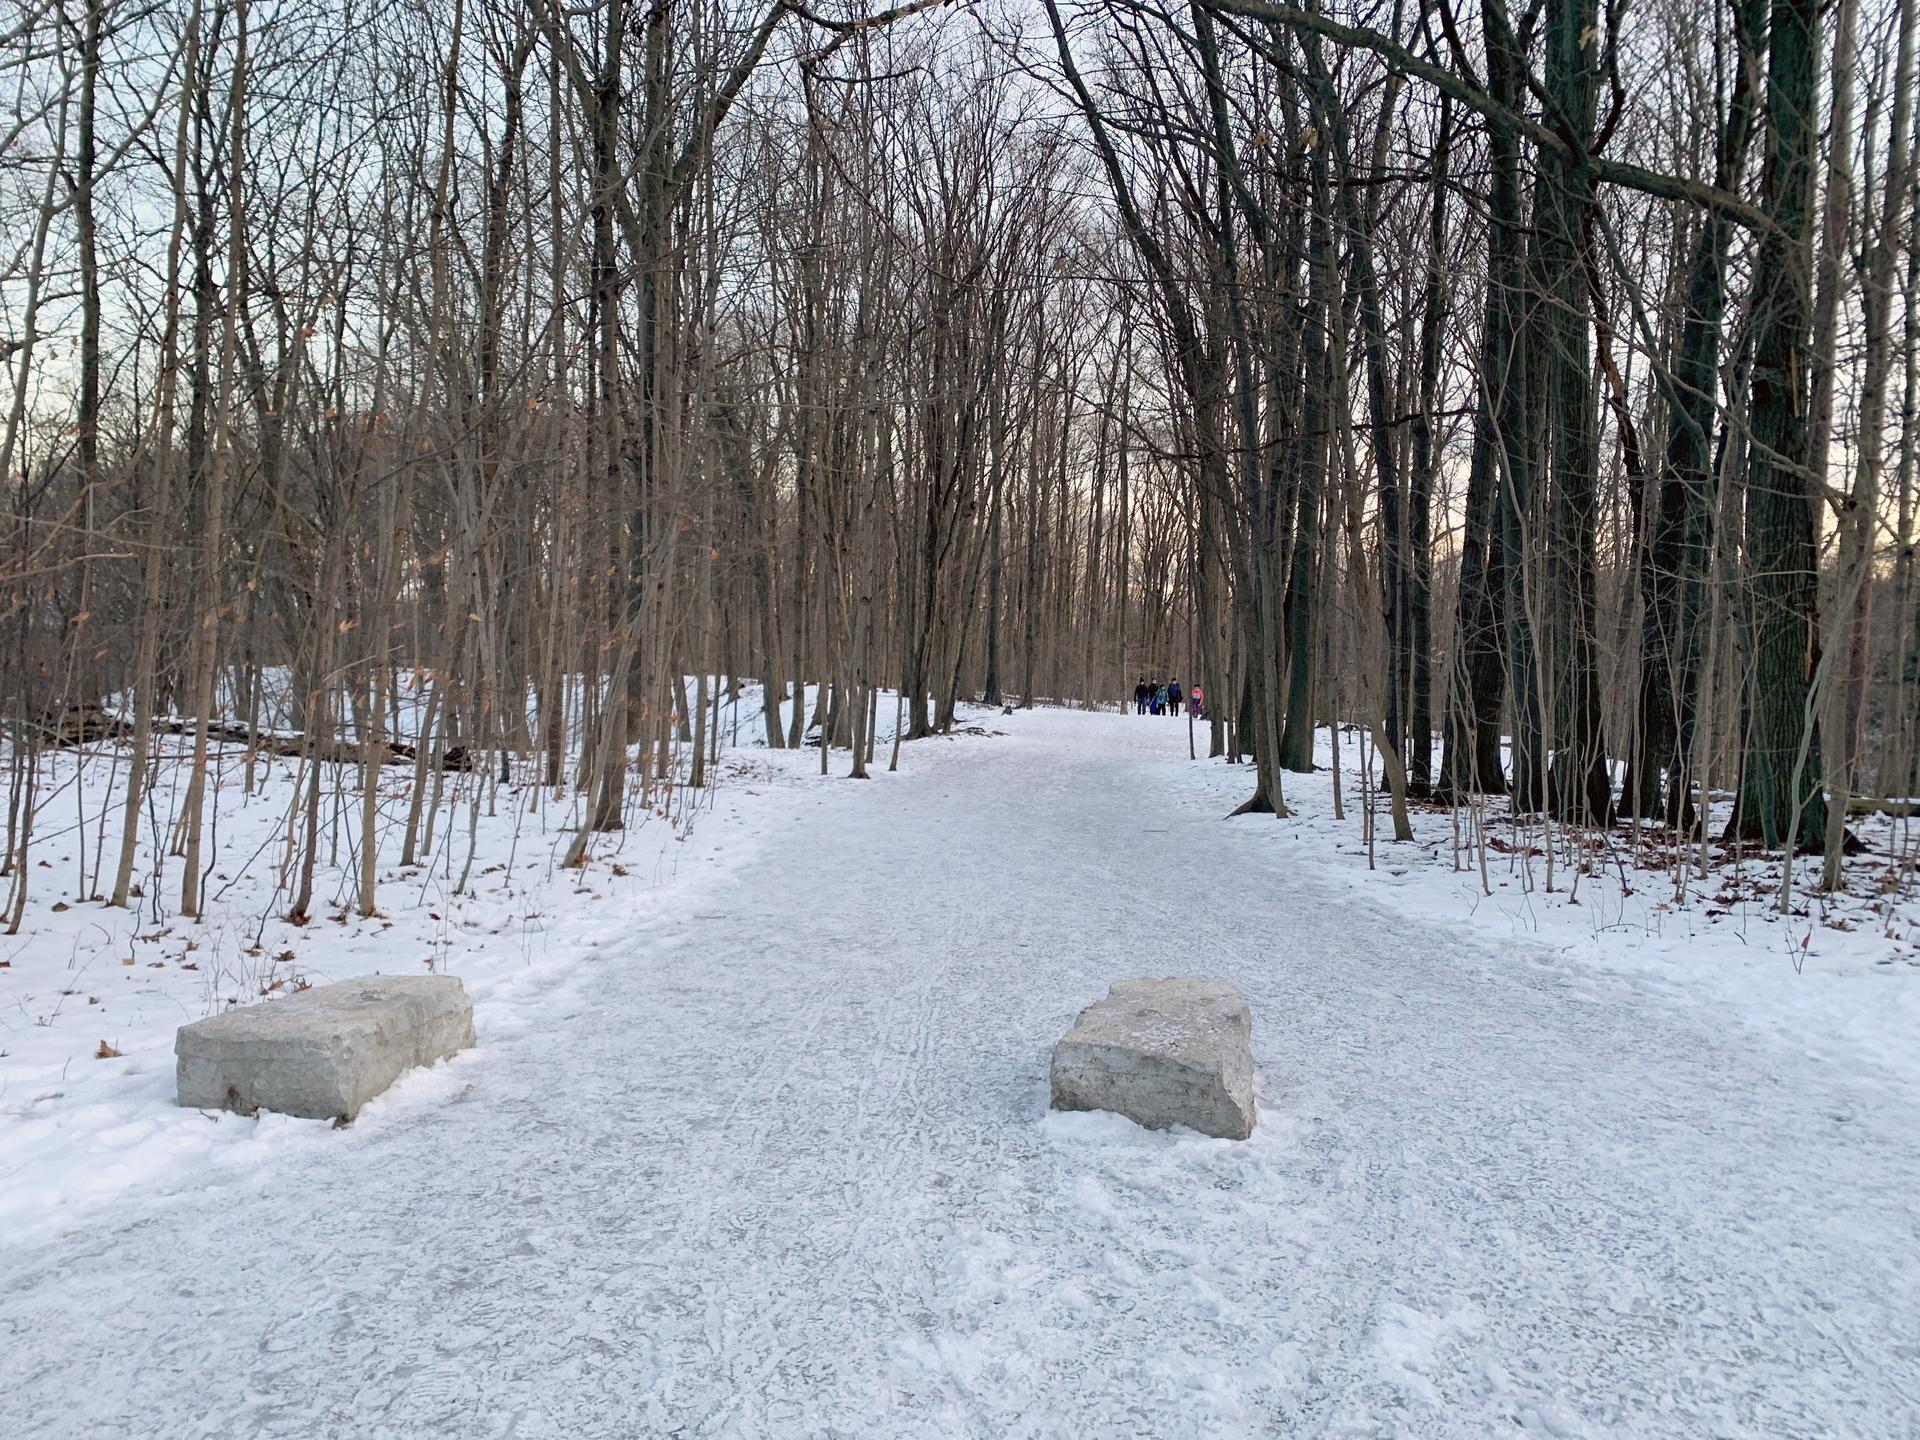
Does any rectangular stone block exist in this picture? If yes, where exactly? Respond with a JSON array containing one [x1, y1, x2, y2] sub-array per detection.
[[1050, 976, 1256, 1139], [176, 975, 474, 1120]]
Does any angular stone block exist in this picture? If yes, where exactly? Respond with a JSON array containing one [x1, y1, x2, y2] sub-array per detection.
[[176, 975, 474, 1120], [1050, 977, 1256, 1139]]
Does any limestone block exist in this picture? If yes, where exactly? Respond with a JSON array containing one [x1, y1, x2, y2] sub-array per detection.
[[176, 974, 474, 1120], [1050, 977, 1256, 1139]]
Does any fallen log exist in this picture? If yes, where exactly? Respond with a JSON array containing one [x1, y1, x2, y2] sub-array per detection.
[[39, 706, 471, 770], [1847, 796, 1920, 817]]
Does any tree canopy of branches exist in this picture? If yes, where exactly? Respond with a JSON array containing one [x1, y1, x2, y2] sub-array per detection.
[[2, 0, 1915, 925]]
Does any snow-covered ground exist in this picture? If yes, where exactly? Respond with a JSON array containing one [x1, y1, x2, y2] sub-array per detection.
[[0, 681, 794, 1235], [2, 708, 1916, 1437]]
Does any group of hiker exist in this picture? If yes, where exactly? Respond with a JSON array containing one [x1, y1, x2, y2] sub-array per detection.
[[1132, 677, 1202, 718]]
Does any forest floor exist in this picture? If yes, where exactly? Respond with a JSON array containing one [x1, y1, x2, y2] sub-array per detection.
[[2, 707, 1917, 1438]]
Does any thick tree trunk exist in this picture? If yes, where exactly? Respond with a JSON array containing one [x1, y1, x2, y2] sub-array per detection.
[[1730, 0, 1828, 851]]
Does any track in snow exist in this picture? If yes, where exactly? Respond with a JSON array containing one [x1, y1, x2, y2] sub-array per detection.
[[3, 711, 1915, 1438]]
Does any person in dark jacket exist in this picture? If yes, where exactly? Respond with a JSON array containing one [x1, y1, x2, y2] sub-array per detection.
[[1134, 678, 1151, 714], [1167, 679, 1184, 715]]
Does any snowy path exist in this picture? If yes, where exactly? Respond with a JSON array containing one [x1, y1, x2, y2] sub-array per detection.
[[4, 713, 1916, 1438]]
